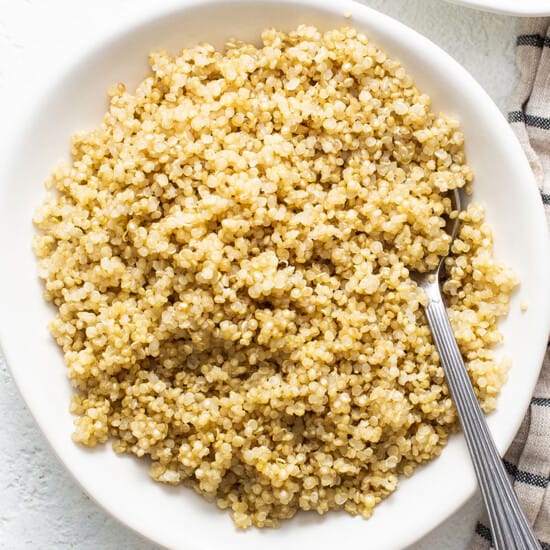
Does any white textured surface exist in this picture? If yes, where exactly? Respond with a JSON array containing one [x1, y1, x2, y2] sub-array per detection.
[[0, 1, 520, 549]]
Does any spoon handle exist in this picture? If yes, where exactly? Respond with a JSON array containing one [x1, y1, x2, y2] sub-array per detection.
[[422, 280, 541, 550]]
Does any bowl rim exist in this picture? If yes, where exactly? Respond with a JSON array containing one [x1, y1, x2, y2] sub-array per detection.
[[0, 0, 549, 548]]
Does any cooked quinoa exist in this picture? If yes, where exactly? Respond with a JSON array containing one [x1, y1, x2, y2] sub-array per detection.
[[33, 25, 517, 528]]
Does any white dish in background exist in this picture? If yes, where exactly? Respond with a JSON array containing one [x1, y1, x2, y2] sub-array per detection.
[[445, 0, 550, 16], [0, 0, 549, 549]]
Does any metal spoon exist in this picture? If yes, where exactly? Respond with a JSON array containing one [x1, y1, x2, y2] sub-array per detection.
[[417, 188, 541, 550]]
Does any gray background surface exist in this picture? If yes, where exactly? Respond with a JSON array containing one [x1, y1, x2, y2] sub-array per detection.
[[0, 0, 520, 548]]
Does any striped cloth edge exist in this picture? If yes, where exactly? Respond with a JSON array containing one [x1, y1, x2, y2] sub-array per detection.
[[470, 18, 550, 550]]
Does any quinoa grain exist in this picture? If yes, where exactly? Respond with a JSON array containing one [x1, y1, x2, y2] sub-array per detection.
[[33, 25, 517, 528]]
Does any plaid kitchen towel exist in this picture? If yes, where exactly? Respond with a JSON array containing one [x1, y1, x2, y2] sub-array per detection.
[[470, 18, 550, 550]]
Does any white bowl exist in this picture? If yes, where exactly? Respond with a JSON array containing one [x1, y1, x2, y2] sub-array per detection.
[[0, 1, 549, 549], [444, 0, 550, 16]]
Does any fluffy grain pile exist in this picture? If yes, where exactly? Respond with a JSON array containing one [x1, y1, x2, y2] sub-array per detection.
[[33, 25, 517, 528]]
